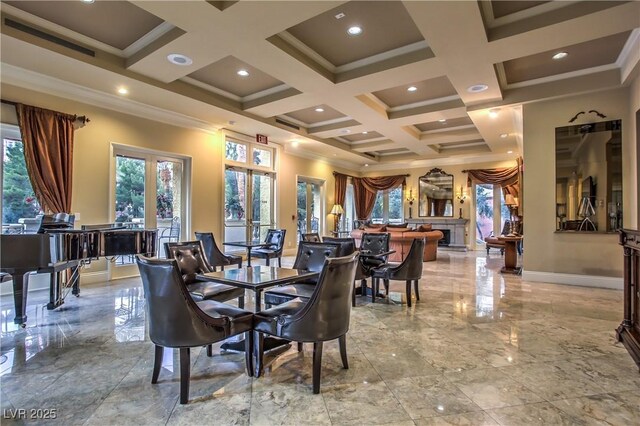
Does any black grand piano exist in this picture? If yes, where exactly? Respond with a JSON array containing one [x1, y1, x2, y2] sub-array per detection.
[[0, 214, 157, 326]]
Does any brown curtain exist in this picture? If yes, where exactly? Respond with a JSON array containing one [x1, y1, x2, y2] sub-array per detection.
[[352, 175, 406, 220], [466, 160, 522, 207], [16, 103, 77, 213], [334, 173, 348, 207], [433, 199, 447, 216]]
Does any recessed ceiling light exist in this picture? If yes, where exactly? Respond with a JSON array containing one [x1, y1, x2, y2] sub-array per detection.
[[335, 12, 346, 19], [439, 119, 447, 123], [552, 51, 568, 60], [364, 163, 369, 167], [237, 69, 249, 77], [407, 86, 417, 92], [291, 141, 299, 148], [117, 87, 128, 95], [81, 0, 95, 3], [347, 26, 362, 36], [500, 133, 508, 138], [507, 150, 513, 154], [489, 108, 500, 118], [467, 84, 488, 93], [167, 53, 192, 66], [315, 107, 324, 112], [362, 131, 368, 134]]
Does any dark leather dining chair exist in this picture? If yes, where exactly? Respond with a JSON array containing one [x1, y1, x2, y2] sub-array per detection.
[[302, 232, 321, 242], [322, 237, 365, 307], [251, 229, 286, 267], [195, 232, 242, 271], [136, 256, 254, 404], [370, 238, 424, 307], [356, 233, 390, 305], [253, 253, 359, 392], [263, 241, 340, 307], [165, 241, 245, 310]]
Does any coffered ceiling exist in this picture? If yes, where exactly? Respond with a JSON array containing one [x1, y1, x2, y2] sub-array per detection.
[[1, 1, 638, 171]]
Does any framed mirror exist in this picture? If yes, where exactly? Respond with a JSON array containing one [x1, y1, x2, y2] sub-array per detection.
[[419, 168, 454, 217], [555, 119, 622, 232]]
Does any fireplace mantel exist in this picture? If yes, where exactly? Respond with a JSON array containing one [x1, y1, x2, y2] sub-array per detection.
[[407, 218, 468, 251]]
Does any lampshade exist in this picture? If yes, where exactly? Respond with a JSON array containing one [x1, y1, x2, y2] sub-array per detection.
[[505, 194, 516, 206], [330, 204, 344, 215]]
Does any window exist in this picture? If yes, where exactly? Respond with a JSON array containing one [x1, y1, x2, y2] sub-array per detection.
[[475, 184, 510, 245], [342, 182, 355, 232], [371, 186, 404, 224], [111, 146, 189, 270], [297, 178, 323, 239], [225, 141, 247, 163], [223, 137, 276, 246], [1, 130, 42, 230]]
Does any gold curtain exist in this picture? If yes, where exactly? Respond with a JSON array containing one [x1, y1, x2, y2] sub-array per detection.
[[16, 103, 77, 213]]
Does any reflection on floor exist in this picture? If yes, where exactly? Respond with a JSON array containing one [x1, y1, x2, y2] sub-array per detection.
[[1, 251, 638, 425]]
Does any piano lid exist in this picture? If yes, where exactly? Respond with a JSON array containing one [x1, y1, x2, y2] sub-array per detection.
[[37, 213, 75, 233]]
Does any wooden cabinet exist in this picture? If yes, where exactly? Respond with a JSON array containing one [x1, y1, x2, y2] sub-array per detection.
[[616, 229, 640, 370]]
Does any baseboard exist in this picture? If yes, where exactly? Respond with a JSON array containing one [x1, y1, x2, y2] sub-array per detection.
[[0, 272, 49, 295], [80, 271, 109, 285], [522, 270, 623, 290]]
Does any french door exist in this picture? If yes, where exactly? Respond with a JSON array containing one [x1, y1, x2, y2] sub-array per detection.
[[297, 178, 323, 239], [111, 146, 187, 278], [224, 167, 274, 247]]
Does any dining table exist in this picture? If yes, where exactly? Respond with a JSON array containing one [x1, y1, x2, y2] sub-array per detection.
[[222, 241, 272, 267], [197, 265, 319, 376]]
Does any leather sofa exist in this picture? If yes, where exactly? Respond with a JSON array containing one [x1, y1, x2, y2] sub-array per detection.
[[350, 224, 443, 262]]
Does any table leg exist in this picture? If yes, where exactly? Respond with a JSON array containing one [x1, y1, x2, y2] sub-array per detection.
[[246, 247, 252, 267], [254, 289, 262, 312]]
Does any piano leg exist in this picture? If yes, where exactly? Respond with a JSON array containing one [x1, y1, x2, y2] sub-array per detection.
[[47, 271, 63, 310], [12, 272, 29, 326]]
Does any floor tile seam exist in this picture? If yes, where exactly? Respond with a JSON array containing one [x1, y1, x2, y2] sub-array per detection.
[[448, 374, 546, 409]]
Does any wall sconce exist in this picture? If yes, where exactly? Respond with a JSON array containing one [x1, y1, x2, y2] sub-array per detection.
[[330, 204, 344, 233], [456, 186, 467, 219], [406, 188, 415, 219]]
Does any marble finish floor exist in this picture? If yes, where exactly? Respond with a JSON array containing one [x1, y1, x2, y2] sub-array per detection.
[[1, 251, 638, 425]]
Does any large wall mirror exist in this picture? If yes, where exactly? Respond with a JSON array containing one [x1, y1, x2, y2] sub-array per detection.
[[419, 168, 453, 217], [555, 119, 622, 232]]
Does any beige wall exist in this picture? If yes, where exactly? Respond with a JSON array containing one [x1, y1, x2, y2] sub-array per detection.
[[522, 85, 638, 278]]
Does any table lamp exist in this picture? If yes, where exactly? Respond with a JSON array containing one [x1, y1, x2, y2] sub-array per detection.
[[330, 204, 344, 233]]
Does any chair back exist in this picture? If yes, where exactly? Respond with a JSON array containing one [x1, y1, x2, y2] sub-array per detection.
[[360, 232, 390, 254], [322, 237, 356, 256], [390, 238, 425, 280], [264, 229, 286, 254], [195, 232, 228, 267], [169, 217, 181, 239], [279, 253, 359, 342], [302, 233, 321, 242], [164, 240, 213, 284], [136, 256, 228, 347], [292, 242, 339, 271]]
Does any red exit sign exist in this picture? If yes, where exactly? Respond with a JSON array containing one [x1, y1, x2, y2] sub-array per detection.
[[256, 134, 268, 144]]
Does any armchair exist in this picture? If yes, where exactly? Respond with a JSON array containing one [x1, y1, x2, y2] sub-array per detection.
[[253, 253, 359, 391], [371, 238, 424, 307], [195, 232, 242, 271], [165, 241, 245, 309], [263, 241, 340, 307], [250, 229, 286, 267], [136, 256, 253, 404]]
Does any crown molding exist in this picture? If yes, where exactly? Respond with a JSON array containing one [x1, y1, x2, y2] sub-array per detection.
[[362, 152, 517, 172], [1, 63, 218, 134]]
